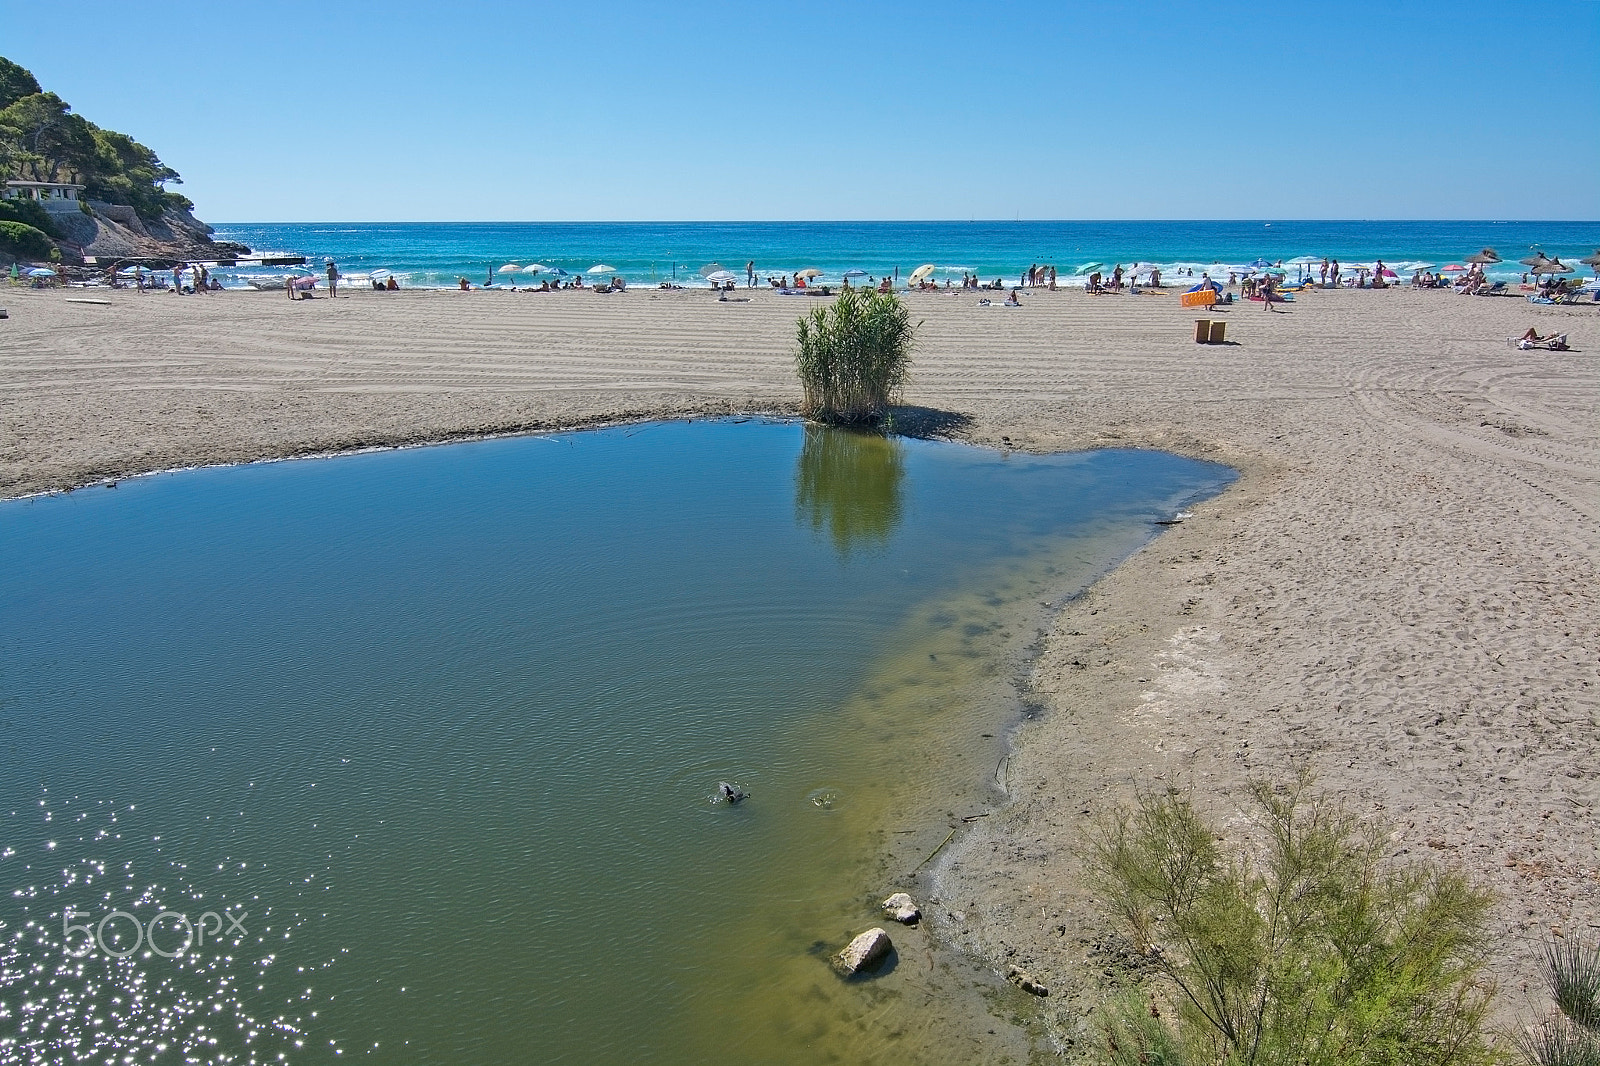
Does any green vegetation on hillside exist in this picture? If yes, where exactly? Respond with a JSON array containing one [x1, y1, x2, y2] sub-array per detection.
[[0, 219, 59, 261], [0, 56, 191, 222], [0, 192, 59, 237]]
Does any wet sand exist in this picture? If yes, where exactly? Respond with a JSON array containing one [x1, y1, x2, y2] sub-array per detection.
[[3, 282, 1596, 1045]]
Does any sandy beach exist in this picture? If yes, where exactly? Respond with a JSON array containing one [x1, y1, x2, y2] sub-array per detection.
[[3, 283, 1596, 1043]]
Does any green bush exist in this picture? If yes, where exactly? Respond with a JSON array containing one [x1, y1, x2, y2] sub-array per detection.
[[1544, 939, 1600, 1031], [795, 287, 915, 425], [1517, 1017, 1599, 1066], [0, 220, 58, 261], [1090, 777, 1501, 1066], [0, 195, 59, 237], [1519, 939, 1600, 1066]]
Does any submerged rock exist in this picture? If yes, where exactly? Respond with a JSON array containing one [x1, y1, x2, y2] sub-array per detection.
[[881, 892, 921, 924], [832, 927, 893, 977], [1006, 964, 1049, 997]]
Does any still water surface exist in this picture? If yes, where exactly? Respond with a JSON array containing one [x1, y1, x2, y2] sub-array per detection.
[[0, 421, 1232, 1064]]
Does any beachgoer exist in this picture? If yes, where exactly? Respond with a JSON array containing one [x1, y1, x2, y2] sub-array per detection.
[[1049, 265, 1057, 290], [1111, 264, 1123, 289], [1330, 260, 1341, 287], [326, 261, 339, 299], [1319, 259, 1329, 286], [458, 277, 470, 291], [746, 261, 754, 288], [386, 276, 398, 291]]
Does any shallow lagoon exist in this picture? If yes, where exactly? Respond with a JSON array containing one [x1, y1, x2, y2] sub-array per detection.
[[0, 420, 1232, 1064]]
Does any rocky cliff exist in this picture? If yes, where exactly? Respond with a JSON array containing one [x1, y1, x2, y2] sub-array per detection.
[[48, 201, 245, 263]]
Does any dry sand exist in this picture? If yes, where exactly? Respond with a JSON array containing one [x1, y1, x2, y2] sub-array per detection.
[[3, 282, 1596, 1046]]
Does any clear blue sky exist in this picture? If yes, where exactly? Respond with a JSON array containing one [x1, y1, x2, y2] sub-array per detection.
[[4, 1, 1595, 222]]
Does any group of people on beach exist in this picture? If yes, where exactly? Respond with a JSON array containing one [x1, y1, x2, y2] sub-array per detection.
[[131, 262, 222, 294]]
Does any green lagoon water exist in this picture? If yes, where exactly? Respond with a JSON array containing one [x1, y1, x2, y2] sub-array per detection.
[[0, 420, 1232, 1065]]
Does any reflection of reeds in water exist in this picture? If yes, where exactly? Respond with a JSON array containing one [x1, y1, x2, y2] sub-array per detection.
[[794, 425, 904, 555]]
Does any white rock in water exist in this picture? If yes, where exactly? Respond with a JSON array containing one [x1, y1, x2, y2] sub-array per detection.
[[881, 892, 921, 924], [832, 927, 893, 977]]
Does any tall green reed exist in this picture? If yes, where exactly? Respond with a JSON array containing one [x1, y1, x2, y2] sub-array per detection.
[[795, 288, 915, 425]]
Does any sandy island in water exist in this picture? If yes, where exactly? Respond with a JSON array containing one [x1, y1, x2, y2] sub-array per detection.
[[2, 283, 1596, 1042]]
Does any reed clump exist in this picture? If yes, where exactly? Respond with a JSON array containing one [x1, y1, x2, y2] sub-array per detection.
[[794, 288, 914, 425], [1518, 938, 1600, 1066], [1089, 776, 1500, 1066]]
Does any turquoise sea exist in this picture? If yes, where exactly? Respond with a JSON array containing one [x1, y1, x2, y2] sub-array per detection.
[[205, 219, 1600, 291]]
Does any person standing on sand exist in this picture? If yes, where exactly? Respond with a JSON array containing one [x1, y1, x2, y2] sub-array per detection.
[[1319, 259, 1328, 286], [326, 260, 339, 299], [1330, 259, 1341, 287], [746, 261, 754, 288]]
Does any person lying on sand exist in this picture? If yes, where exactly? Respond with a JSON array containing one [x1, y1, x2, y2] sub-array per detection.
[[1517, 328, 1569, 350]]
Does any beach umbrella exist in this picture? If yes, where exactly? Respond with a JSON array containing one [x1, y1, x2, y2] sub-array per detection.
[[523, 264, 548, 274], [1247, 257, 1274, 271], [704, 269, 737, 285], [588, 264, 616, 274], [909, 263, 935, 282], [1074, 262, 1104, 275], [1579, 251, 1600, 268], [1519, 253, 1551, 268], [498, 263, 522, 275], [370, 268, 392, 280], [545, 267, 569, 277], [1466, 248, 1501, 265], [1530, 259, 1573, 275], [699, 262, 724, 278], [1440, 264, 1466, 273], [795, 268, 823, 279], [27, 267, 56, 277], [842, 268, 868, 278]]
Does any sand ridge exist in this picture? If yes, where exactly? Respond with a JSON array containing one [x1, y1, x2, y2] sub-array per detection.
[[3, 282, 1596, 1043]]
